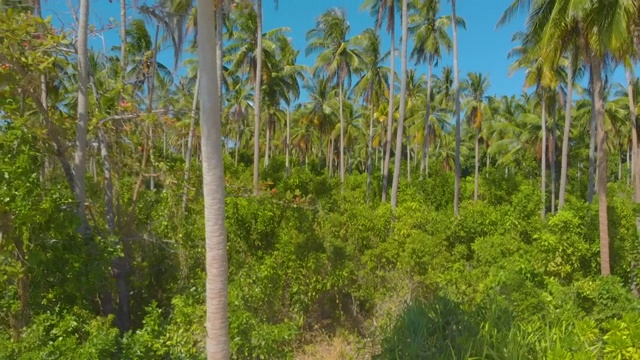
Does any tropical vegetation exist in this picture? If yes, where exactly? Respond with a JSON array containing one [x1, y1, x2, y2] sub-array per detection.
[[1, 0, 640, 358]]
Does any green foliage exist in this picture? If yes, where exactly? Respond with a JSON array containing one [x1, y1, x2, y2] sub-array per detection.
[[0, 309, 119, 360]]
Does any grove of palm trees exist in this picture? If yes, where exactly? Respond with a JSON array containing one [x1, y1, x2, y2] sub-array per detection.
[[1, 0, 640, 358]]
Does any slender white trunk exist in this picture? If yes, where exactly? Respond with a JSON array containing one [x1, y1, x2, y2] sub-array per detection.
[[75, 0, 90, 236], [197, 0, 230, 357], [421, 58, 433, 178], [452, 0, 461, 216], [120, 0, 126, 72], [592, 55, 610, 276], [551, 113, 557, 214], [626, 66, 640, 202], [264, 119, 270, 167], [253, 0, 263, 195], [390, 0, 408, 211], [474, 130, 480, 202], [382, 25, 395, 202], [366, 98, 375, 202], [541, 96, 547, 220], [286, 104, 290, 177], [339, 81, 345, 191], [558, 53, 573, 210], [407, 137, 411, 182], [181, 72, 200, 213]]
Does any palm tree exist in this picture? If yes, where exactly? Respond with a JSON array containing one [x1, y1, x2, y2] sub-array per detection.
[[306, 8, 361, 191], [75, 0, 90, 237], [253, 0, 263, 195], [451, 0, 462, 216], [390, 0, 409, 211], [409, 0, 461, 178], [462, 72, 491, 202], [302, 75, 339, 168], [279, 40, 305, 177], [352, 28, 387, 201], [512, 0, 635, 275], [196, 0, 229, 357], [363, 0, 396, 202]]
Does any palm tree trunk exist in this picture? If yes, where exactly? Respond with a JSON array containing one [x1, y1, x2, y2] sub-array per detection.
[[474, 130, 480, 202], [329, 137, 334, 177], [558, 52, 573, 210], [196, 0, 230, 356], [407, 137, 411, 182], [147, 24, 160, 192], [626, 66, 640, 202], [486, 152, 490, 176], [591, 55, 610, 276], [339, 81, 345, 192], [390, 0, 408, 211], [120, 0, 126, 68], [628, 146, 631, 186], [75, 0, 90, 237], [382, 25, 396, 202], [452, 0, 462, 217], [181, 72, 200, 213], [286, 104, 291, 177], [216, 0, 223, 112], [588, 100, 597, 203], [541, 96, 547, 220], [367, 99, 375, 202], [235, 125, 243, 166], [421, 57, 433, 178], [253, 0, 263, 196], [264, 118, 270, 167], [619, 151, 623, 181], [551, 112, 557, 214]]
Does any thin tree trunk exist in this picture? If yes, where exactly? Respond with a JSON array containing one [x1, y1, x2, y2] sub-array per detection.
[[339, 81, 345, 192], [390, 0, 408, 211], [235, 126, 242, 166], [197, 0, 230, 357], [474, 130, 480, 202], [113, 0, 126, 159], [628, 146, 631, 186], [382, 26, 395, 203], [551, 112, 557, 214], [486, 152, 490, 176], [264, 119, 270, 167], [421, 57, 433, 178], [366, 98, 375, 202], [588, 99, 597, 203], [541, 96, 547, 220], [252, 0, 263, 196], [147, 24, 160, 192], [632, 218, 640, 296], [558, 52, 573, 210], [328, 139, 332, 175], [407, 137, 411, 182], [626, 66, 640, 202], [75, 0, 90, 237], [286, 104, 290, 177], [452, 0, 461, 217], [120, 0, 126, 69], [619, 152, 623, 181], [181, 72, 200, 213], [591, 55, 610, 276]]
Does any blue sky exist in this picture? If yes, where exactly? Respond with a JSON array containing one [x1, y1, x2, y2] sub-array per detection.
[[42, 0, 629, 101]]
